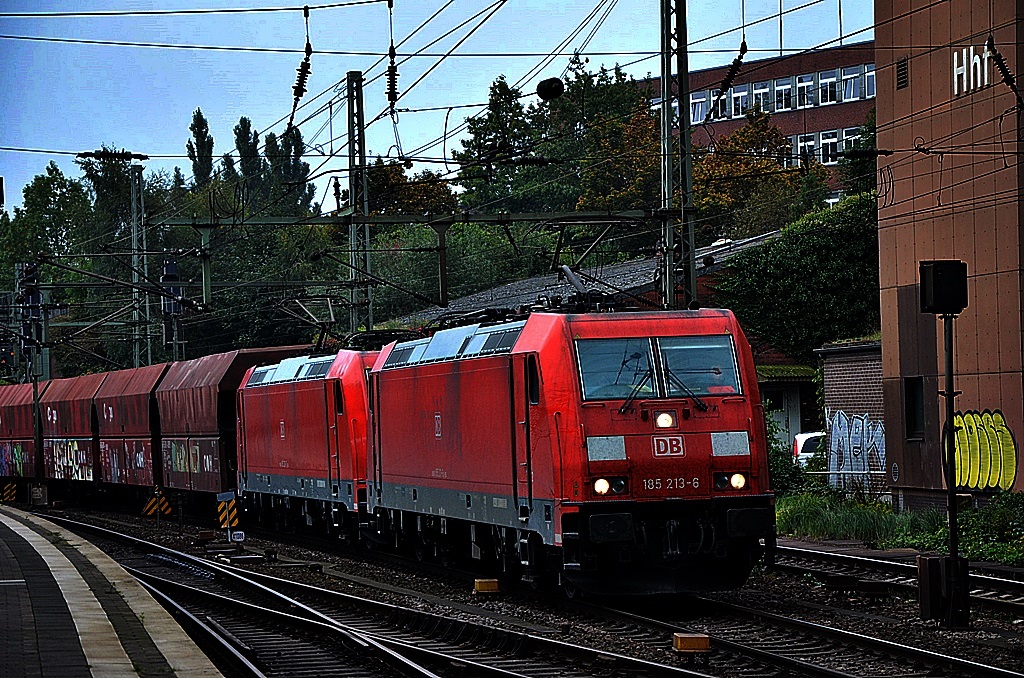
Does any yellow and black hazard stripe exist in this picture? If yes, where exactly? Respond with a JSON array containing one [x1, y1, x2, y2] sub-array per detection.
[[218, 499, 239, 528], [1, 483, 16, 503], [143, 488, 172, 517]]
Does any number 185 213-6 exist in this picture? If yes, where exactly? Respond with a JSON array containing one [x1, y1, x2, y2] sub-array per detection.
[[642, 477, 699, 491]]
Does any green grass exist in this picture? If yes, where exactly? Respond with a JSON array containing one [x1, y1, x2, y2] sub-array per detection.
[[776, 491, 1024, 565]]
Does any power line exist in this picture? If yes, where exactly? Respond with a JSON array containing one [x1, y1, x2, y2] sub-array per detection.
[[0, 1, 387, 18]]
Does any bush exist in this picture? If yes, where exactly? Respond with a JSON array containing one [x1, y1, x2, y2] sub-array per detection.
[[778, 490, 1024, 565]]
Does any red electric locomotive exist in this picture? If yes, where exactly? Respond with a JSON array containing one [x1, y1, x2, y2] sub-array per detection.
[[368, 310, 774, 593], [236, 349, 378, 536]]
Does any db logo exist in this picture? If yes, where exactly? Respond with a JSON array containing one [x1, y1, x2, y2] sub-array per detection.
[[653, 435, 685, 457]]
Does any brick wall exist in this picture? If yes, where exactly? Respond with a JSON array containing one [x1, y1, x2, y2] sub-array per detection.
[[817, 341, 886, 496]]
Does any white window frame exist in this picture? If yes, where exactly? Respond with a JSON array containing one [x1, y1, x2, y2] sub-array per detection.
[[797, 133, 816, 164], [842, 127, 861, 151], [775, 78, 793, 111], [865, 64, 876, 98], [819, 70, 838, 105], [797, 74, 815, 108], [732, 84, 749, 118], [826, 190, 842, 208], [690, 91, 708, 124], [711, 90, 729, 120], [752, 81, 771, 112], [841, 66, 862, 101], [820, 130, 839, 164]]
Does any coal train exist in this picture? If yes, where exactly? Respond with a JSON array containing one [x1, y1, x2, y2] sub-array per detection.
[[0, 309, 775, 594]]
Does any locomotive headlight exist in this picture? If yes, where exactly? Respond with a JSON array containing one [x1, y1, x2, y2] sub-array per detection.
[[654, 410, 677, 429], [611, 477, 627, 494], [714, 472, 748, 490], [593, 478, 611, 495]]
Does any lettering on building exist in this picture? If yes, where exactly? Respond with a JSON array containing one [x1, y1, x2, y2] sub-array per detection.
[[953, 45, 991, 96]]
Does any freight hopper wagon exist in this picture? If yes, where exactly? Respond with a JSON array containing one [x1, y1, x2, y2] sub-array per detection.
[[368, 310, 775, 594], [0, 381, 49, 488], [95, 364, 170, 488], [237, 350, 378, 537], [155, 347, 306, 496], [40, 373, 108, 489]]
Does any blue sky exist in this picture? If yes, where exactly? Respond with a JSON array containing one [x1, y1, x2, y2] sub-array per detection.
[[0, 0, 873, 213]]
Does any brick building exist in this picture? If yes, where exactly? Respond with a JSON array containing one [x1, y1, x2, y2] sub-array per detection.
[[817, 339, 886, 495], [682, 41, 877, 202], [877, 0, 1022, 509]]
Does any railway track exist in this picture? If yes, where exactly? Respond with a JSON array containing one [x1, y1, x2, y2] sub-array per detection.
[[50, 516, 710, 678], [598, 597, 1024, 678], [773, 545, 1024, 614]]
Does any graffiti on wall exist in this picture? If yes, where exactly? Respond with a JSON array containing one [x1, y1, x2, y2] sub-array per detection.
[[0, 442, 27, 477], [950, 410, 1018, 491], [827, 411, 886, 490]]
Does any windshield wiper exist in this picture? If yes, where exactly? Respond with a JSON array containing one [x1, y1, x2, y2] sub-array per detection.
[[664, 367, 709, 412], [618, 367, 653, 414]]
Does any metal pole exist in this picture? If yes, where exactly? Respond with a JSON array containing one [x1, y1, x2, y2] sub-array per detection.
[[130, 166, 142, 368], [659, 0, 676, 309], [347, 70, 372, 331], [675, 0, 697, 307], [943, 313, 969, 627]]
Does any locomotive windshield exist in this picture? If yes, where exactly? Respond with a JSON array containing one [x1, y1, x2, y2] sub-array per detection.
[[576, 335, 741, 401], [577, 338, 656, 400]]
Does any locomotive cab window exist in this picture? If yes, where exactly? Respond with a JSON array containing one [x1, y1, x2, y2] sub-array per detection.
[[577, 338, 656, 400], [576, 335, 741, 401], [659, 336, 741, 396]]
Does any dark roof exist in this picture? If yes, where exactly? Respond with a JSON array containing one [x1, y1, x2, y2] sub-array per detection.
[[398, 230, 779, 326]]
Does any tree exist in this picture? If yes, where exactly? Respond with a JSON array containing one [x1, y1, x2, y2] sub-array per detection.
[[714, 193, 879, 361], [5, 162, 93, 262], [837, 109, 877, 194], [186, 108, 215, 188], [693, 109, 830, 243], [453, 76, 535, 213]]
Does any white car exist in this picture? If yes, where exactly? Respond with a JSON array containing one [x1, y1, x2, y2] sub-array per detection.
[[793, 432, 825, 466]]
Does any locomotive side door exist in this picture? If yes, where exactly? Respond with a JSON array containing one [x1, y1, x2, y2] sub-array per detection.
[[511, 354, 535, 517], [326, 380, 341, 502]]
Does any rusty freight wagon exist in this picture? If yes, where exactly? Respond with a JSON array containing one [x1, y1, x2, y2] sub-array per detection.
[[40, 373, 107, 483], [0, 381, 48, 481], [94, 364, 170, 487]]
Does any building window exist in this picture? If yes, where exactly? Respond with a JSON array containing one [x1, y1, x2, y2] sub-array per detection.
[[820, 130, 839, 164], [785, 136, 798, 167], [752, 81, 771, 111], [775, 78, 793, 111], [797, 134, 816, 164], [711, 89, 729, 120], [842, 127, 861, 151], [826, 190, 842, 207], [865, 63, 876, 97], [819, 70, 838, 104], [690, 92, 707, 124], [797, 74, 815, 108], [841, 66, 862, 100], [732, 84, 749, 118], [904, 376, 925, 439]]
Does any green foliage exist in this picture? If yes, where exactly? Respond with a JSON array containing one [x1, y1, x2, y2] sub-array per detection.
[[715, 193, 880, 361], [186, 108, 215, 188], [765, 409, 806, 495], [693, 110, 831, 243], [777, 491, 1024, 565], [836, 109, 877, 194]]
